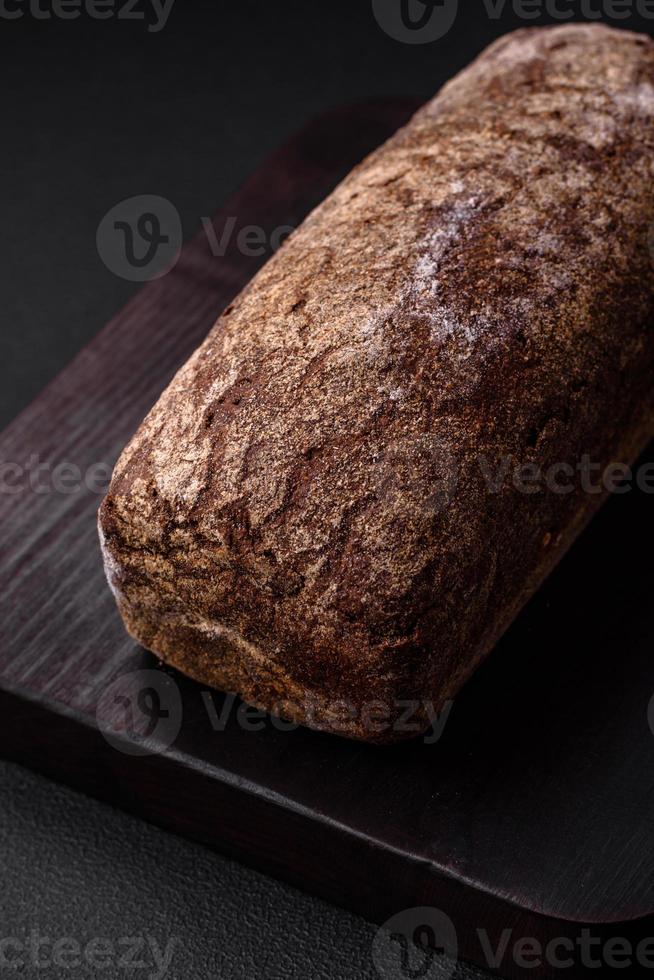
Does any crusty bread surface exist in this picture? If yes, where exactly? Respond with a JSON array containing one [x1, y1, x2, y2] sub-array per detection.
[[100, 24, 654, 742]]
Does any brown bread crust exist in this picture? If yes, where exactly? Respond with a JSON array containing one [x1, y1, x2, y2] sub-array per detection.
[[99, 24, 654, 742]]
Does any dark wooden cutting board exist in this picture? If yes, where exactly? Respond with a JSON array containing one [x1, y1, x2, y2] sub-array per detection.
[[1, 100, 653, 980]]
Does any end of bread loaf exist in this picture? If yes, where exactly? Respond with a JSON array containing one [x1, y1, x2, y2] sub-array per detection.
[[98, 478, 462, 744]]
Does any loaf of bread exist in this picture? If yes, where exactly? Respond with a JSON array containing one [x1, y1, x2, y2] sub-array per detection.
[[100, 24, 654, 743]]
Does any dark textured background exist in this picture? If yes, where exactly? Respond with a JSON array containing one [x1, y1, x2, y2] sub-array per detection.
[[2, 3, 653, 978]]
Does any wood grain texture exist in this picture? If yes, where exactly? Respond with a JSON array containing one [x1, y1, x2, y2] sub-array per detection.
[[0, 99, 653, 980]]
